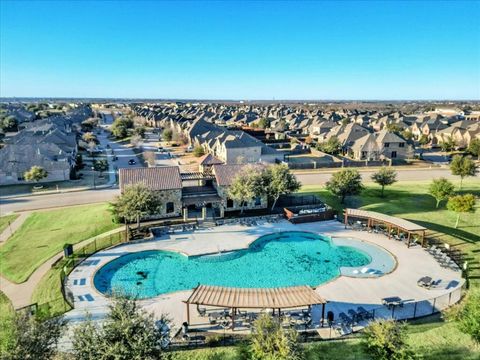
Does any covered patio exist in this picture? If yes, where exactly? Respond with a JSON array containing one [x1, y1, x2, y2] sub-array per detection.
[[344, 208, 427, 247], [184, 285, 327, 331]]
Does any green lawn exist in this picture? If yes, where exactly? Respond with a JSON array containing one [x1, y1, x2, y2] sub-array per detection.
[[0, 291, 14, 355], [0, 214, 19, 235], [300, 179, 480, 283], [31, 231, 125, 318], [0, 203, 118, 283]]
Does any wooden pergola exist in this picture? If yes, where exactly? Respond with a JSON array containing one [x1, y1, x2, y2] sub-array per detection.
[[184, 285, 327, 330], [344, 208, 427, 247]]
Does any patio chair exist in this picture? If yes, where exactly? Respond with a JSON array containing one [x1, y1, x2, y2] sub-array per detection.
[[196, 305, 207, 317], [417, 276, 434, 288]]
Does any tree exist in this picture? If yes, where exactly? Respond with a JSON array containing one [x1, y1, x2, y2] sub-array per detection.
[[82, 132, 98, 144], [455, 289, 480, 345], [133, 126, 146, 138], [264, 164, 301, 210], [228, 168, 260, 214], [468, 138, 480, 160], [111, 118, 132, 139], [81, 117, 98, 131], [1, 116, 18, 132], [143, 151, 156, 167], [75, 153, 84, 170], [111, 184, 161, 230], [247, 314, 302, 360], [418, 134, 429, 146], [317, 136, 342, 155], [401, 130, 413, 141], [23, 166, 48, 183], [130, 134, 143, 148], [447, 194, 476, 228], [193, 145, 205, 157], [304, 135, 313, 145], [326, 169, 363, 204], [450, 155, 477, 189], [88, 141, 97, 157], [93, 159, 109, 177], [440, 136, 456, 153], [371, 167, 397, 197], [428, 178, 455, 208], [385, 123, 402, 133], [362, 319, 413, 360], [257, 117, 270, 129], [162, 128, 173, 142], [2, 310, 66, 360], [111, 122, 128, 139], [72, 297, 170, 360]]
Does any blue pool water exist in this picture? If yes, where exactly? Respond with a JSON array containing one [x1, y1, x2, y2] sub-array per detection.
[[94, 231, 372, 299]]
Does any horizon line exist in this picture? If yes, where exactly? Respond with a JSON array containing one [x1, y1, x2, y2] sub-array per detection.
[[1, 96, 479, 103]]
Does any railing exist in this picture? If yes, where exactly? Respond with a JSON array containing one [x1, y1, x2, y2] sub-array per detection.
[[319, 283, 465, 340], [23, 232, 127, 320], [169, 284, 465, 349]]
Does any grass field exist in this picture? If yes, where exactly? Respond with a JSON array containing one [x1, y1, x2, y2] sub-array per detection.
[[300, 179, 480, 283], [0, 214, 19, 235], [0, 203, 118, 283], [0, 291, 14, 355]]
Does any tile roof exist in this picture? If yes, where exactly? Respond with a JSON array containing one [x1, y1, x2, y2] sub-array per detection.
[[119, 166, 182, 192], [212, 164, 263, 186]]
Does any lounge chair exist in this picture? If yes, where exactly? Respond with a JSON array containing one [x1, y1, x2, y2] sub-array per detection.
[[339, 312, 353, 326], [417, 276, 433, 288], [356, 306, 372, 320], [347, 309, 358, 323]]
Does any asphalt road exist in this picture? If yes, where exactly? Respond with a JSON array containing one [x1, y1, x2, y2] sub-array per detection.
[[297, 167, 469, 186], [2, 167, 475, 216]]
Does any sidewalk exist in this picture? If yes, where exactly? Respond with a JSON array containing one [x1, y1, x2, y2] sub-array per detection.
[[0, 212, 29, 243], [0, 227, 123, 309]]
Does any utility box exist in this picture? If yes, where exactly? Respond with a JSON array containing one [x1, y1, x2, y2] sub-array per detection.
[[64, 244, 73, 257]]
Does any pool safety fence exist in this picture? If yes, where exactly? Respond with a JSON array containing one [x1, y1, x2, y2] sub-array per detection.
[[17, 232, 128, 320], [170, 283, 466, 348]]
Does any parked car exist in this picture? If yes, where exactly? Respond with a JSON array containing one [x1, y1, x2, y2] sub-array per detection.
[[128, 159, 136, 165]]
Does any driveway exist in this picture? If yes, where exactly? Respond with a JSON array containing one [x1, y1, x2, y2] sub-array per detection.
[[142, 132, 177, 167]]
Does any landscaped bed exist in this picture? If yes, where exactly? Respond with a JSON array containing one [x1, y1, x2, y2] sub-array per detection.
[[0, 203, 119, 283]]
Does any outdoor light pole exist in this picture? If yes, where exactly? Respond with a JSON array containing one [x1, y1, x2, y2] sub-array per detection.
[[91, 166, 96, 189]]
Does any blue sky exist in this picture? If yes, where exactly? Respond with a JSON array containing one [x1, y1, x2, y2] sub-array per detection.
[[1, 0, 479, 100]]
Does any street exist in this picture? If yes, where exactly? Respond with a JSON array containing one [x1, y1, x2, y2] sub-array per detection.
[[2, 167, 476, 215]]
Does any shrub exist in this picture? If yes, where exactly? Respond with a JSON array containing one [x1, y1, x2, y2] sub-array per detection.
[[362, 319, 413, 360]]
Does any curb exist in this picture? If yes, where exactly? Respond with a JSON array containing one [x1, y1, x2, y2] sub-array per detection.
[[0, 183, 118, 200]]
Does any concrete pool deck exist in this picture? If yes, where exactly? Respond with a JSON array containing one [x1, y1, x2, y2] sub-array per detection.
[[64, 220, 464, 336]]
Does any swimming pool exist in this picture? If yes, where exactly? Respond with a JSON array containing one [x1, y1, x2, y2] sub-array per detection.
[[93, 231, 382, 299]]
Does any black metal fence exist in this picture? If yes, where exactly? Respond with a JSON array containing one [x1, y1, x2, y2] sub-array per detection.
[[21, 231, 127, 320]]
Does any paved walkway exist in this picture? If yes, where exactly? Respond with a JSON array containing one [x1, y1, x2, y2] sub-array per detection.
[[0, 227, 123, 309], [0, 212, 29, 243], [64, 220, 463, 333]]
